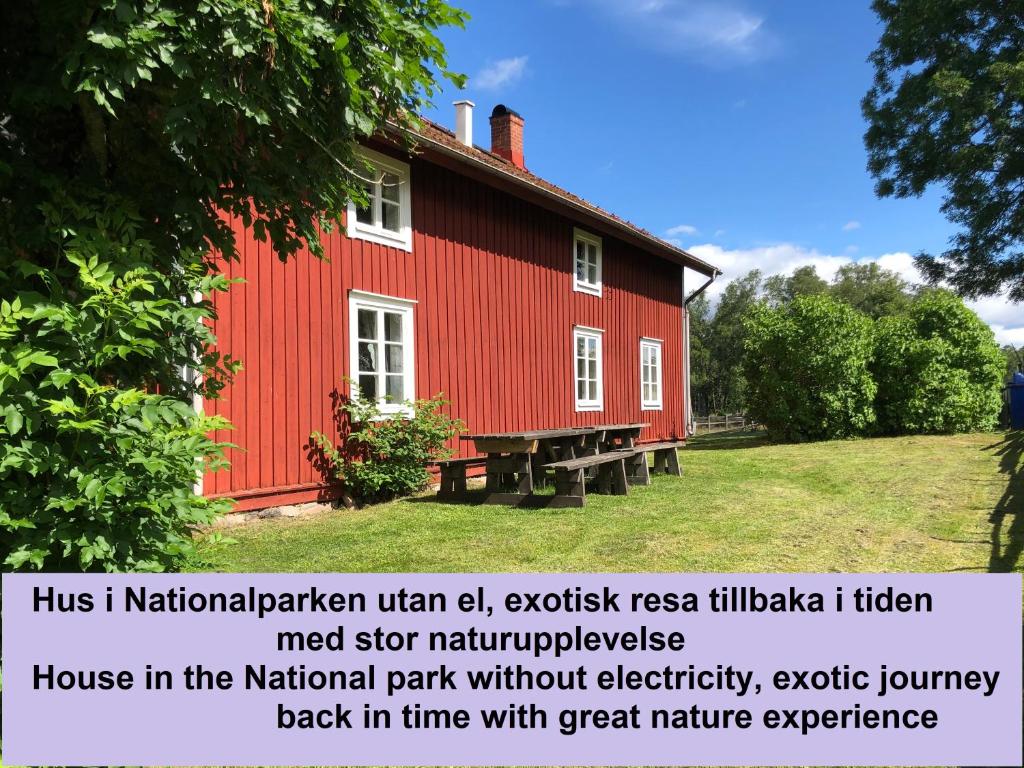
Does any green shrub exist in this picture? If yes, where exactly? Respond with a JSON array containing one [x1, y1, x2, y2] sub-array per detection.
[[873, 289, 1004, 434], [311, 390, 464, 504], [0, 194, 235, 571], [744, 295, 877, 442]]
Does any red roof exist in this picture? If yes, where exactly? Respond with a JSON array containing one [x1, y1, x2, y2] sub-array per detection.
[[399, 117, 720, 278]]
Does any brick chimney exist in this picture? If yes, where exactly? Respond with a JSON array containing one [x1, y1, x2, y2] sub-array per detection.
[[489, 104, 525, 169]]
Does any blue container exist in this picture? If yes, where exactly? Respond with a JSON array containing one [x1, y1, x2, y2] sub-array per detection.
[[1009, 383, 1024, 429]]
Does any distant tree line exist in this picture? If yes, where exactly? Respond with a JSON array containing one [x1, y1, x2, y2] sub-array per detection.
[[689, 262, 1008, 441]]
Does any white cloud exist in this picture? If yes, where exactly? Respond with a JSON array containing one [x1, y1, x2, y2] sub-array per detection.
[[666, 224, 698, 236], [474, 56, 529, 91], [684, 241, 1024, 345], [559, 0, 775, 62], [842, 220, 862, 232]]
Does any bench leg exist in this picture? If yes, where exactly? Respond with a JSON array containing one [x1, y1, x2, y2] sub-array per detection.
[[597, 463, 613, 494], [454, 465, 468, 495], [611, 458, 629, 496], [438, 468, 454, 499], [665, 448, 682, 476], [485, 453, 501, 492], [531, 452, 548, 489], [517, 455, 534, 495], [653, 451, 667, 475], [552, 467, 586, 507], [626, 453, 651, 486]]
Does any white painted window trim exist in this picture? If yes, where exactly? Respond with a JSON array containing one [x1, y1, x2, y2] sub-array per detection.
[[348, 290, 416, 417], [346, 147, 413, 252], [640, 337, 664, 411], [572, 227, 603, 297], [573, 325, 604, 412]]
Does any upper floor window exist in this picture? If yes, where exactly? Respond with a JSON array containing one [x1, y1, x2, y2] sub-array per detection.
[[349, 290, 416, 416], [640, 337, 663, 411], [573, 228, 603, 297], [347, 147, 413, 252], [574, 325, 604, 412]]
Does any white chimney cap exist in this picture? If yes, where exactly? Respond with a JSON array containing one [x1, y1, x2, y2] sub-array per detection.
[[454, 100, 475, 147]]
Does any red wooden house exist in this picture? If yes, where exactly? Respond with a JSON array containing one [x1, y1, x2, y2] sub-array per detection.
[[203, 102, 720, 511]]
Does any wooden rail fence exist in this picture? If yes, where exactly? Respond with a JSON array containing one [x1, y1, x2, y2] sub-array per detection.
[[692, 413, 758, 434]]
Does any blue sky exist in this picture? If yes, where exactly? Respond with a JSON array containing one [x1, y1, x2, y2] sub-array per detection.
[[420, 0, 1021, 344]]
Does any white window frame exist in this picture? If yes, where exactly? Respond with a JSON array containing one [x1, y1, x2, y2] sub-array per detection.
[[346, 147, 413, 252], [348, 290, 417, 417], [572, 228, 603, 297], [573, 325, 604, 412], [640, 337, 664, 411]]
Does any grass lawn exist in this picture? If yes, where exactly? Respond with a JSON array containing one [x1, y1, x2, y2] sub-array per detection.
[[194, 430, 1024, 574]]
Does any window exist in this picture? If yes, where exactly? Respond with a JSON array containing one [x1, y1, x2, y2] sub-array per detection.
[[346, 147, 412, 251], [573, 228, 602, 296], [573, 326, 604, 411], [349, 290, 416, 416], [640, 338, 663, 410]]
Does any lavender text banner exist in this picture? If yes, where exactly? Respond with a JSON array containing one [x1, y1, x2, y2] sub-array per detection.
[[2, 572, 1021, 766]]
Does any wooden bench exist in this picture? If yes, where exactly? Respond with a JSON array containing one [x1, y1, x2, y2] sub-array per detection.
[[543, 450, 634, 507], [639, 440, 685, 476], [434, 456, 488, 499]]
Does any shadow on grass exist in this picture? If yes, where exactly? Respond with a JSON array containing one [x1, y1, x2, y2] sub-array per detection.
[[686, 429, 770, 451], [984, 431, 1024, 573]]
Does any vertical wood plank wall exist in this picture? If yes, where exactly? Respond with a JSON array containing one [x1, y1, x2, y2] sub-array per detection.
[[204, 152, 686, 510]]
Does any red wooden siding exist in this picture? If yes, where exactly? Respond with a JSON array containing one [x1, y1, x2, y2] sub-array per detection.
[[203, 151, 686, 510]]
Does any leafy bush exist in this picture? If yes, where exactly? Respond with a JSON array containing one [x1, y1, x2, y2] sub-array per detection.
[[744, 295, 877, 442], [1, 193, 235, 571], [311, 391, 464, 504], [873, 289, 1004, 434]]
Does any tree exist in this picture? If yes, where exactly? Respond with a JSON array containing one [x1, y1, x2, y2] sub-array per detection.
[[1000, 344, 1022, 381], [873, 290, 1005, 434], [864, 0, 1024, 300], [764, 265, 829, 306], [0, 1, 466, 571], [830, 262, 912, 319], [706, 269, 764, 413], [686, 293, 714, 416], [743, 295, 877, 442]]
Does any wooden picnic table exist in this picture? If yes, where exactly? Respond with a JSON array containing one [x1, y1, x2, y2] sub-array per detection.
[[458, 423, 650, 505]]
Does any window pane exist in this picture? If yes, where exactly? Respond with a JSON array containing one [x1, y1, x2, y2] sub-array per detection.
[[576, 258, 587, 282], [384, 312, 403, 342], [576, 336, 586, 357], [643, 383, 651, 402], [577, 357, 586, 381], [588, 262, 598, 285], [358, 374, 378, 400], [577, 380, 587, 401], [385, 343, 403, 373], [381, 200, 401, 232], [386, 374, 404, 402], [589, 381, 598, 401], [355, 180, 374, 225], [381, 172, 400, 203], [358, 309, 377, 340], [588, 358, 597, 380], [588, 339, 598, 360], [358, 341, 377, 372]]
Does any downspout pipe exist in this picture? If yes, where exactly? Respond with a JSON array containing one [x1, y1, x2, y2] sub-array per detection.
[[683, 269, 720, 438]]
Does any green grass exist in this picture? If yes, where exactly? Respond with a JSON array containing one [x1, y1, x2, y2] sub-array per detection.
[[194, 430, 1024, 575]]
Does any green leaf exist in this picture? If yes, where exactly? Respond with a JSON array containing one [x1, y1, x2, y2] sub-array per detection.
[[5, 407, 24, 436]]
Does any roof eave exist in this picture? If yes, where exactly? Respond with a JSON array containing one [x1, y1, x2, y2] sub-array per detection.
[[382, 122, 721, 278]]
